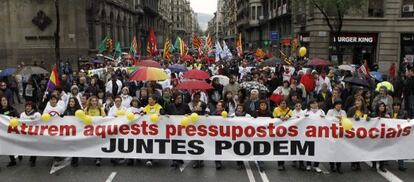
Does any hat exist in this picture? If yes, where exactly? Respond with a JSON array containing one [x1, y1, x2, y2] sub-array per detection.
[[71, 85, 79, 91], [251, 89, 259, 94]]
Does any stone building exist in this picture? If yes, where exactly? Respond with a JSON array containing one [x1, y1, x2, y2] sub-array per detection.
[[0, 0, 173, 68], [293, 0, 414, 72], [171, 0, 196, 43], [235, 0, 292, 54], [223, 0, 238, 46]]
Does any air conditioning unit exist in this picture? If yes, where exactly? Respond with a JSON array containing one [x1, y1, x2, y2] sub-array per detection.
[[403, 4, 414, 12]]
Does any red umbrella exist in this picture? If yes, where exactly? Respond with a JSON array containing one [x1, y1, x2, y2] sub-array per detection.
[[176, 80, 213, 90], [307, 58, 333, 67], [182, 70, 210, 80], [181, 55, 193, 61], [134, 60, 162, 68], [300, 73, 316, 93], [270, 94, 283, 104]]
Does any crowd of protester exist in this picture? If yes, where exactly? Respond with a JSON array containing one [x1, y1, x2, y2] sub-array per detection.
[[0, 55, 413, 174]]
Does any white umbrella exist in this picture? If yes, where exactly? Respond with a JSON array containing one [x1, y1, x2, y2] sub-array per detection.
[[18, 66, 49, 77], [338, 65, 355, 72], [211, 75, 230, 86]]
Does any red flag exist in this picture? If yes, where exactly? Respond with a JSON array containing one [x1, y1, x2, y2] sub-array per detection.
[[146, 27, 158, 57], [389, 63, 396, 80]]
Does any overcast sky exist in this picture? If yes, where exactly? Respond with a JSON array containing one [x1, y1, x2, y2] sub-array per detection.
[[189, 0, 217, 15]]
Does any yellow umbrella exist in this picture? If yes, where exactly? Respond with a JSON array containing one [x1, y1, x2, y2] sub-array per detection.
[[129, 67, 168, 81], [376, 81, 394, 92]]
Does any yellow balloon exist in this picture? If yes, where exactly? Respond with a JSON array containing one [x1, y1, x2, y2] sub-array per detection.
[[150, 114, 159, 123], [75, 110, 85, 119], [190, 113, 199, 123], [116, 110, 125, 116], [41, 113, 51, 122], [221, 111, 228, 118], [341, 117, 353, 131], [83, 116, 93, 125], [181, 117, 191, 127], [126, 112, 135, 121], [9, 118, 19, 128], [299, 47, 307, 57]]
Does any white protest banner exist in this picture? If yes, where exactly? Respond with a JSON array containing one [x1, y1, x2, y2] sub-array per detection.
[[0, 115, 412, 162]]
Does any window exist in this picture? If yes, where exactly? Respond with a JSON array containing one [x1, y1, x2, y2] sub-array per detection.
[[251, 6, 256, 20], [368, 0, 384, 17], [402, 0, 414, 17], [257, 6, 262, 19]]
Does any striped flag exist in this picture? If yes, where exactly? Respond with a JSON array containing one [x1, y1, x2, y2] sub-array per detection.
[[255, 48, 266, 59], [279, 50, 293, 65], [358, 60, 371, 79], [205, 33, 213, 52], [236, 33, 243, 57], [180, 38, 188, 56], [129, 36, 138, 55], [163, 39, 172, 61], [192, 34, 202, 49], [47, 64, 60, 91]]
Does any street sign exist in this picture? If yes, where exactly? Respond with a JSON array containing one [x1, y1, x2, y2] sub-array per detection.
[[270, 31, 279, 41]]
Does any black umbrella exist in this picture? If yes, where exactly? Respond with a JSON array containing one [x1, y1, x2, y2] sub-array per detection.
[[260, 58, 282, 67], [343, 77, 370, 87]]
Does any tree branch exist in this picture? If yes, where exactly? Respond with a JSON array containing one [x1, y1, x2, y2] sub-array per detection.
[[311, 0, 334, 32], [336, 1, 343, 33]]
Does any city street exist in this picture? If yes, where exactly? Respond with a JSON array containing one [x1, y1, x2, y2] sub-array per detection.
[[0, 157, 413, 182]]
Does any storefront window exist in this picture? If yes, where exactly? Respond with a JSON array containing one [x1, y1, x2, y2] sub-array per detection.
[[331, 33, 378, 66], [402, 0, 414, 17], [368, 0, 384, 17], [401, 34, 414, 67]]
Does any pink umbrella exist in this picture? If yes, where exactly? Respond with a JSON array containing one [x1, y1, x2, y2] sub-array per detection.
[[307, 58, 333, 67]]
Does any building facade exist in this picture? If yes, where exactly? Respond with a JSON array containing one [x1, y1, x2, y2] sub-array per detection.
[[293, 0, 414, 72], [0, 0, 175, 68], [223, 0, 238, 47], [235, 0, 292, 54], [171, 0, 196, 43]]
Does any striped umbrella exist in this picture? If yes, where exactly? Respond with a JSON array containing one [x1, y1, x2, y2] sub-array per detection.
[[129, 67, 168, 81]]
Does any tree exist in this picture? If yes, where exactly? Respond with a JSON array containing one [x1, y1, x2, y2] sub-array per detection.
[[310, 0, 364, 64]]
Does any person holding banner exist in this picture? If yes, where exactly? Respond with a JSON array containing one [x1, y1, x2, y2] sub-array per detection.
[[326, 99, 347, 174], [84, 96, 106, 166], [0, 96, 20, 167], [142, 95, 165, 168], [292, 101, 305, 119], [107, 96, 128, 166], [189, 92, 209, 169], [126, 98, 143, 115], [211, 101, 227, 170], [304, 99, 325, 173], [63, 97, 83, 167], [272, 99, 293, 171], [253, 100, 271, 172], [347, 96, 370, 171], [120, 87, 132, 109], [166, 94, 191, 169], [370, 102, 390, 172], [43, 95, 65, 117], [391, 101, 408, 171], [108, 96, 126, 117]]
